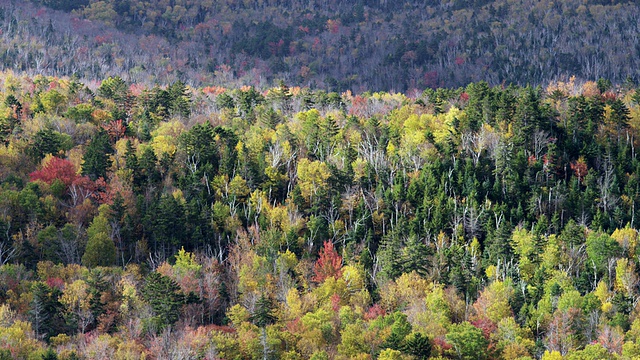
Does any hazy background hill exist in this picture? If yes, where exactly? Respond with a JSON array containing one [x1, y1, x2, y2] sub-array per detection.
[[2, 0, 639, 91]]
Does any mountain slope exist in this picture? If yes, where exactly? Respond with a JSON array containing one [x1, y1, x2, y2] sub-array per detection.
[[3, 0, 640, 91]]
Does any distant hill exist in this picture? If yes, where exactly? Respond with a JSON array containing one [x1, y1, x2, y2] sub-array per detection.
[[2, 0, 639, 91]]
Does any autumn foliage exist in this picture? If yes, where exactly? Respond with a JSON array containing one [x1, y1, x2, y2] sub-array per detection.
[[29, 156, 79, 188], [312, 241, 343, 283], [6, 72, 640, 359]]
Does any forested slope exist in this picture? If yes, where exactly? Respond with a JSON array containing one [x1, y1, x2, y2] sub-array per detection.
[[2, 73, 640, 358], [0, 0, 638, 91]]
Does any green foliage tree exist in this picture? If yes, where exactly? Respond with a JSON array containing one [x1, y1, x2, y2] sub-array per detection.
[[586, 231, 622, 283], [81, 213, 116, 267], [179, 122, 218, 179], [167, 81, 191, 118], [27, 128, 72, 161], [251, 293, 277, 360], [382, 312, 412, 350], [141, 272, 186, 332], [30, 282, 66, 340], [81, 231, 116, 268], [41, 347, 59, 360], [402, 332, 431, 359], [82, 129, 113, 180], [445, 322, 489, 360], [97, 76, 128, 102]]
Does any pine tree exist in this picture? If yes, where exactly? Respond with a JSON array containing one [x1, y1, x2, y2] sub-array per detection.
[[251, 294, 277, 360], [30, 282, 51, 340], [402, 333, 431, 360], [41, 348, 58, 360], [82, 129, 112, 180], [168, 80, 191, 118], [141, 272, 186, 332], [30, 282, 66, 340], [401, 235, 432, 277]]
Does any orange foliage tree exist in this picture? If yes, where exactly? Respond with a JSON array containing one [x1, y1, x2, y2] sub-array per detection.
[[312, 241, 343, 283]]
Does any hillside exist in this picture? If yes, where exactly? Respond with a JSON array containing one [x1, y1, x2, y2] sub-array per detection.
[[3, 0, 640, 358], [1, 72, 640, 358], [0, 0, 638, 91]]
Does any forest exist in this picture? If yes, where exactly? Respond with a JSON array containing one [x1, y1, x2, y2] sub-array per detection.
[[1, 71, 640, 359], [0, 0, 638, 91], [1, 0, 640, 359]]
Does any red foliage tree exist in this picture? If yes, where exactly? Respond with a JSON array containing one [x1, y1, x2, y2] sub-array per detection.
[[470, 318, 497, 340], [570, 157, 588, 184], [364, 303, 386, 320], [312, 241, 343, 283], [69, 176, 97, 207], [101, 119, 127, 142], [29, 156, 79, 188]]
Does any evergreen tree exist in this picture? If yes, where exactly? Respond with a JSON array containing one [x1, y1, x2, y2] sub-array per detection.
[[139, 146, 161, 187], [27, 127, 72, 161], [141, 272, 186, 332], [402, 333, 431, 360], [124, 140, 142, 190], [168, 81, 191, 118], [41, 348, 58, 360], [152, 194, 185, 252], [81, 232, 116, 268], [30, 282, 66, 340], [251, 294, 277, 360], [82, 129, 113, 180]]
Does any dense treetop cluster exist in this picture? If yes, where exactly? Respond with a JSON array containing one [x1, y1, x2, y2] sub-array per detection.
[[2, 73, 640, 358]]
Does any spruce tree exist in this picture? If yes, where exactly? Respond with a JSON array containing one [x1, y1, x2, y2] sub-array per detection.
[[82, 129, 112, 180], [251, 294, 277, 360], [141, 272, 186, 332]]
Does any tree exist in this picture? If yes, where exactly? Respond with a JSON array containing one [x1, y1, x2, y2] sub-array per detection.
[[312, 241, 342, 283], [59, 280, 93, 333], [445, 322, 489, 360], [586, 231, 622, 285], [30, 282, 51, 340], [251, 294, 277, 360], [472, 280, 513, 324], [402, 332, 431, 359], [97, 76, 128, 103], [141, 272, 186, 332], [511, 227, 541, 282], [27, 128, 72, 161], [378, 348, 403, 360], [382, 312, 412, 350], [152, 194, 185, 252], [41, 348, 59, 360], [30, 156, 79, 191], [167, 81, 192, 118], [82, 231, 116, 268], [546, 308, 582, 356], [216, 92, 235, 110], [80, 213, 116, 268], [297, 159, 331, 204], [401, 234, 432, 277], [179, 122, 218, 179], [82, 129, 113, 180], [29, 282, 66, 340]]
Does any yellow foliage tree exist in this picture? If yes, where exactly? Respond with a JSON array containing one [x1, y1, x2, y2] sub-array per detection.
[[472, 280, 514, 324], [511, 228, 539, 282], [297, 159, 331, 202], [611, 225, 638, 257], [615, 258, 638, 298], [151, 120, 185, 157], [60, 279, 94, 333], [541, 350, 563, 360]]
